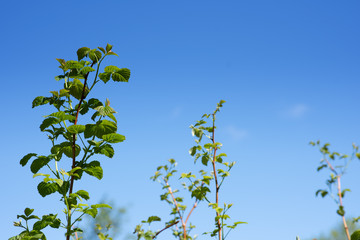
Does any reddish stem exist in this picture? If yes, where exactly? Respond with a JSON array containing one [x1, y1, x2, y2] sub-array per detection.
[[66, 62, 94, 240]]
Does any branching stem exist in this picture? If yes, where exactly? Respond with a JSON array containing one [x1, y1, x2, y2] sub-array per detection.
[[324, 158, 350, 240]]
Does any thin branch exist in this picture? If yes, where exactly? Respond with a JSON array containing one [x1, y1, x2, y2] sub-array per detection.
[[337, 177, 350, 240], [164, 178, 187, 240], [152, 221, 179, 239]]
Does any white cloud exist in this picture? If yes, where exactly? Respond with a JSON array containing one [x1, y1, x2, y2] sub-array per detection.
[[286, 104, 308, 118], [225, 125, 248, 140]]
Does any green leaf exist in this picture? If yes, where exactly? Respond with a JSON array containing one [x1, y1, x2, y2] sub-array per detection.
[[31, 156, 51, 174], [84, 165, 103, 180], [317, 164, 327, 171], [104, 65, 120, 73], [68, 79, 89, 100], [85, 208, 98, 218], [91, 203, 112, 209], [88, 50, 102, 62], [99, 72, 111, 83], [81, 66, 95, 75], [146, 216, 161, 223], [59, 89, 70, 97], [40, 117, 60, 131], [33, 214, 61, 230], [115, 68, 130, 82], [77, 47, 91, 60], [20, 153, 37, 166], [84, 120, 117, 139], [351, 230, 360, 240], [66, 60, 84, 70], [98, 47, 106, 54], [112, 72, 127, 82], [67, 125, 86, 134], [76, 190, 90, 200], [337, 205, 345, 216], [341, 189, 351, 198], [101, 133, 125, 143], [37, 182, 58, 197], [189, 146, 196, 156], [88, 98, 103, 109], [32, 96, 52, 108], [201, 155, 209, 166], [101, 66, 130, 83], [106, 44, 113, 53], [55, 75, 65, 81], [24, 208, 34, 217], [94, 144, 114, 158]]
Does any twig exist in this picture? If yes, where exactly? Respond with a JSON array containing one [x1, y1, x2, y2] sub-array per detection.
[[153, 221, 179, 239]]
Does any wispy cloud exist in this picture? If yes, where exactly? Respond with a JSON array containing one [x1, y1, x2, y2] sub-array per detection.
[[224, 125, 248, 141], [285, 104, 309, 118]]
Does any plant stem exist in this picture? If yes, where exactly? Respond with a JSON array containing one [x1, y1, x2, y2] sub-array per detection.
[[324, 158, 350, 240], [337, 177, 350, 240], [152, 221, 179, 239], [67, 62, 95, 240], [211, 113, 222, 240], [164, 178, 187, 240]]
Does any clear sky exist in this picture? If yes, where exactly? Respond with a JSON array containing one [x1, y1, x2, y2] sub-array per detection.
[[1, 1, 360, 240]]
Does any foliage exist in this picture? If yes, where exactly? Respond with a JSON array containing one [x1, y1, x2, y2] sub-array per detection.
[[310, 141, 360, 240], [134, 100, 246, 240], [10, 44, 130, 240]]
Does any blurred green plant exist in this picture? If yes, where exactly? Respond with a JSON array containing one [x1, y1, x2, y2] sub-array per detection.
[[10, 44, 130, 240], [78, 199, 134, 240], [308, 218, 360, 240], [134, 100, 246, 240]]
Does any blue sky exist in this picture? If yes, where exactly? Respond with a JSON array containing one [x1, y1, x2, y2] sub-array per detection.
[[1, 1, 360, 239]]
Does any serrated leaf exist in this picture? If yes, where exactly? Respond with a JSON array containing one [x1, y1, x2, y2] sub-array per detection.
[[20, 153, 37, 166], [69, 79, 89, 100], [59, 142, 81, 158], [98, 72, 111, 83], [84, 120, 117, 139], [81, 66, 95, 75], [31, 156, 51, 174], [37, 182, 58, 197], [84, 165, 103, 180], [112, 72, 127, 82], [66, 60, 84, 69], [32, 96, 51, 108], [104, 66, 120, 73], [101, 133, 125, 143], [76, 190, 90, 200], [85, 208, 98, 218], [77, 47, 90, 60], [67, 125, 86, 134], [89, 50, 102, 62], [116, 68, 130, 81], [94, 144, 114, 158], [59, 89, 70, 97], [88, 98, 103, 109], [40, 117, 60, 131]]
